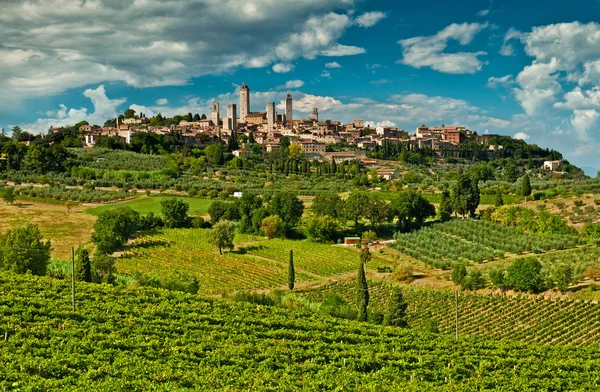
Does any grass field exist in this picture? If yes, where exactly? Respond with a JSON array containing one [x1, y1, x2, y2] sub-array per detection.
[[118, 228, 395, 295], [0, 201, 95, 260], [86, 195, 214, 216]]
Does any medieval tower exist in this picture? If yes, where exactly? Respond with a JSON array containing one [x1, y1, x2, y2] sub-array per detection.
[[211, 101, 220, 126], [240, 83, 250, 122], [285, 94, 293, 123]]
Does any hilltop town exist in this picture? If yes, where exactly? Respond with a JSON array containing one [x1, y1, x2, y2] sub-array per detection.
[[75, 83, 505, 165]]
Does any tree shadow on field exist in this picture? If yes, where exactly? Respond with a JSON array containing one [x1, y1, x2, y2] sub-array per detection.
[[125, 239, 170, 252], [233, 244, 266, 254]]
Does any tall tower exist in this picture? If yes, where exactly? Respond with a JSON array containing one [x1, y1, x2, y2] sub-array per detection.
[[240, 82, 250, 122], [285, 94, 293, 123], [312, 108, 319, 122], [266, 102, 276, 131], [211, 101, 220, 126], [226, 104, 237, 131]]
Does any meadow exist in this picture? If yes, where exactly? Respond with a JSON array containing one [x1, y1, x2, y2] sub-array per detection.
[[85, 195, 214, 216], [4, 271, 600, 390]]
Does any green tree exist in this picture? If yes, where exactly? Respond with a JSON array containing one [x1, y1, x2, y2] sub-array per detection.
[[123, 108, 136, 119], [288, 249, 295, 291], [11, 126, 23, 141], [305, 216, 338, 243], [356, 262, 369, 322], [311, 194, 343, 219], [267, 192, 304, 230], [438, 189, 452, 222], [161, 198, 189, 228], [0, 224, 51, 275], [261, 215, 284, 239], [75, 247, 92, 283], [461, 270, 486, 290], [208, 220, 235, 255], [382, 288, 408, 327], [91, 207, 140, 254], [360, 245, 372, 264], [1, 187, 15, 205], [451, 263, 467, 285], [451, 171, 480, 218], [504, 159, 518, 183], [520, 174, 532, 197], [91, 254, 116, 284], [553, 264, 573, 293], [204, 142, 225, 165], [390, 191, 436, 231], [344, 192, 370, 227], [506, 258, 544, 293]]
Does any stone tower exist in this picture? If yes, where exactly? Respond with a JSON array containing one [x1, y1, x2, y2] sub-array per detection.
[[285, 94, 293, 123], [312, 108, 319, 122], [240, 82, 250, 122], [211, 101, 220, 126], [226, 104, 237, 131], [266, 102, 276, 131]]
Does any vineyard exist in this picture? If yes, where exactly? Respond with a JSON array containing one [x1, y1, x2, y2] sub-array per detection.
[[86, 195, 215, 217], [118, 229, 394, 294], [4, 272, 600, 390], [393, 219, 582, 269], [299, 280, 600, 346]]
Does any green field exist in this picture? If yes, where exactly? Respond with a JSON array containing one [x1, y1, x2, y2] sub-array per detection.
[[4, 271, 600, 390], [298, 279, 600, 347], [118, 228, 395, 295], [86, 195, 215, 216]]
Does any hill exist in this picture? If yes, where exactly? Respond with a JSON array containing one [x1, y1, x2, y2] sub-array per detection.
[[2, 271, 600, 390]]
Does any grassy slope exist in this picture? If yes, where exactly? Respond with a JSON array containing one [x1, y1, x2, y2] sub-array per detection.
[[85, 195, 214, 216], [3, 271, 600, 391]]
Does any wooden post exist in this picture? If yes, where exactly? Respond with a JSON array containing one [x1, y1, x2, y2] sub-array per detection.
[[455, 289, 459, 341], [71, 247, 75, 312]]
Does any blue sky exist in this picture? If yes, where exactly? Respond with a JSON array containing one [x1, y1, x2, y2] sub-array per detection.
[[1, 0, 600, 172]]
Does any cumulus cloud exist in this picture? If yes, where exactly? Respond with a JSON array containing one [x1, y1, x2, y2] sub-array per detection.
[[500, 28, 522, 56], [514, 132, 530, 140], [398, 23, 489, 74], [0, 0, 364, 105], [487, 75, 514, 88], [272, 63, 294, 73], [155, 98, 169, 105], [355, 12, 387, 28], [571, 109, 599, 141], [325, 61, 342, 68], [20, 85, 126, 133], [278, 80, 305, 90]]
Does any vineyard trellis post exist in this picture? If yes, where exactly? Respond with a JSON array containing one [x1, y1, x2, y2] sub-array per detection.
[[455, 289, 459, 341], [71, 247, 76, 312]]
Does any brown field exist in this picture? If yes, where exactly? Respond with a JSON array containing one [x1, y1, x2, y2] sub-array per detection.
[[0, 202, 96, 260]]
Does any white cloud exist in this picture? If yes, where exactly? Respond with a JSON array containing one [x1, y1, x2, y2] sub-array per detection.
[[20, 85, 126, 133], [398, 23, 489, 74], [371, 79, 392, 85], [355, 11, 387, 28], [487, 75, 514, 88], [570, 109, 599, 141], [513, 58, 563, 116], [477, 9, 490, 17], [500, 28, 522, 56], [155, 98, 169, 105], [272, 63, 294, 73], [321, 71, 332, 79], [278, 80, 305, 89], [514, 132, 530, 140], [325, 61, 342, 68], [0, 0, 362, 105]]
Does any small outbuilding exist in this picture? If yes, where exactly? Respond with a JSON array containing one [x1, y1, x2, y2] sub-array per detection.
[[344, 237, 361, 245]]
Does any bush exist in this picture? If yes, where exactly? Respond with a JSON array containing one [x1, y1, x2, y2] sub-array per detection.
[[506, 258, 544, 293], [451, 263, 467, 285], [393, 266, 414, 283], [461, 270, 486, 290], [191, 216, 209, 229], [574, 200, 585, 207], [207, 190, 218, 199], [162, 271, 200, 294], [218, 191, 229, 200]]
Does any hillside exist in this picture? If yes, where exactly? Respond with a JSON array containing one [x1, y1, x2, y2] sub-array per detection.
[[2, 271, 600, 390]]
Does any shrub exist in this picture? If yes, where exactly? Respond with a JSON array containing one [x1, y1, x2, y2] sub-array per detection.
[[506, 258, 544, 293], [461, 270, 486, 290], [451, 264, 467, 285], [207, 190, 218, 199], [574, 200, 585, 207]]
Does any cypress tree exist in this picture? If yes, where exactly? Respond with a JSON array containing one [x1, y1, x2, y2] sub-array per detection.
[[521, 174, 532, 197], [75, 247, 92, 283], [288, 249, 295, 291], [495, 191, 504, 207], [356, 262, 369, 322], [383, 288, 408, 327], [438, 189, 452, 222]]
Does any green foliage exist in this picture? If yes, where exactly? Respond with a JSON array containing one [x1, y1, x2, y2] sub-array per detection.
[[506, 258, 544, 293], [451, 263, 467, 285], [390, 191, 435, 231], [160, 198, 189, 228], [495, 191, 504, 207], [305, 216, 339, 243], [356, 262, 369, 321], [91, 207, 140, 254], [520, 174, 532, 197], [91, 254, 116, 284], [359, 245, 372, 264], [0, 224, 51, 275], [208, 220, 236, 255], [382, 288, 408, 327], [162, 270, 200, 294], [438, 189, 452, 222], [267, 192, 304, 229], [311, 194, 343, 219], [451, 170, 480, 218], [491, 206, 577, 235], [461, 270, 486, 290], [552, 264, 573, 293], [261, 215, 285, 239], [1, 187, 15, 205], [75, 247, 92, 283]]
